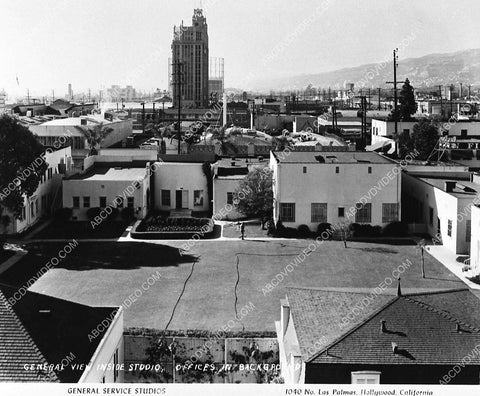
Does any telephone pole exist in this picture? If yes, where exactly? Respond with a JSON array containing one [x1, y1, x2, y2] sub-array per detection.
[[385, 49, 399, 136], [173, 60, 184, 154]]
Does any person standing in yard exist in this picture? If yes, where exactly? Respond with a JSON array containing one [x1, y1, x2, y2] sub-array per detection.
[[240, 222, 245, 240]]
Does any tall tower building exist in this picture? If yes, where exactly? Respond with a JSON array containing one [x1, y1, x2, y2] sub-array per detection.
[[171, 9, 209, 108]]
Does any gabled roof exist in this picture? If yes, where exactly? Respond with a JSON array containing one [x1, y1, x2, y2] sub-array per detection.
[[0, 284, 119, 382], [287, 287, 480, 366], [0, 289, 54, 382]]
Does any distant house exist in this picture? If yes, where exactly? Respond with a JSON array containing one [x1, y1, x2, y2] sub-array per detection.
[[28, 115, 133, 171], [0, 284, 123, 383], [269, 150, 401, 231], [11, 103, 48, 117], [277, 287, 480, 384], [46, 99, 72, 117]]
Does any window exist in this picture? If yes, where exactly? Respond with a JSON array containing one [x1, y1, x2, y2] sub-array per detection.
[[461, 129, 468, 137], [127, 197, 134, 208], [21, 206, 26, 220], [355, 203, 371, 223], [447, 219, 452, 237], [351, 371, 380, 384], [368, 166, 372, 174], [280, 203, 295, 222], [429, 207, 434, 226], [335, 166, 340, 174], [48, 168, 53, 180], [403, 128, 410, 134], [338, 207, 345, 217], [73, 196, 80, 209], [311, 203, 327, 223], [303, 166, 307, 174], [438, 217, 441, 234], [227, 192, 234, 205], [35, 200, 39, 214], [382, 203, 398, 223], [83, 196, 90, 208], [30, 202, 35, 217], [161, 190, 171, 206], [99, 196, 107, 208], [466, 220, 471, 242], [194, 190, 204, 206]]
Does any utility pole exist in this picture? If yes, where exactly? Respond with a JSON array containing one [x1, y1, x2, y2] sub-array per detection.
[[438, 85, 443, 120], [393, 49, 398, 138], [385, 49, 399, 140], [140, 101, 146, 134], [173, 60, 183, 154], [459, 83, 463, 99], [468, 84, 472, 100], [378, 87, 381, 110]]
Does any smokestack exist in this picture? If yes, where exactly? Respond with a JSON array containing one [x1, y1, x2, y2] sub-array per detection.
[[223, 92, 227, 127], [380, 320, 387, 333]]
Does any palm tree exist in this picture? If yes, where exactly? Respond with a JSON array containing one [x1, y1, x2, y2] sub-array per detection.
[[75, 121, 113, 156]]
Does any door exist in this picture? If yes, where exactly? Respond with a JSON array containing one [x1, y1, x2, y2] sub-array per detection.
[[182, 190, 189, 209], [175, 190, 182, 209]]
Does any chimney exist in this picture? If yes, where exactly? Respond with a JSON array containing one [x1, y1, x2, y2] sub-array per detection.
[[391, 342, 398, 354], [456, 323, 461, 333], [380, 320, 387, 333], [397, 277, 402, 296], [445, 181, 456, 193], [281, 299, 290, 338]]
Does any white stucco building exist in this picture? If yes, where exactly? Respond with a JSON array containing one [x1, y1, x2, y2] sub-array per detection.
[[152, 162, 209, 213], [402, 172, 479, 254], [270, 150, 401, 230], [2, 146, 73, 234], [470, 204, 480, 275], [63, 156, 151, 221]]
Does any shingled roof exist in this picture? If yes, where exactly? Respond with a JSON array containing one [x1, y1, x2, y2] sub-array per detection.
[[287, 287, 480, 366], [0, 284, 119, 382]]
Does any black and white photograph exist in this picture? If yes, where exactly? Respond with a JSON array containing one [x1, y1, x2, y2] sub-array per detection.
[[1, 1, 480, 395]]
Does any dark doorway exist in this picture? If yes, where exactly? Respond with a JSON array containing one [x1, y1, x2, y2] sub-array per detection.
[[176, 190, 182, 209]]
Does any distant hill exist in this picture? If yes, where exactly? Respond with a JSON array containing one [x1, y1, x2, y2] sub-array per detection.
[[250, 48, 480, 92]]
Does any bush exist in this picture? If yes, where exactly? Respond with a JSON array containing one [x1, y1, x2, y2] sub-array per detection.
[[105, 207, 119, 222], [54, 207, 72, 221], [382, 221, 408, 237], [297, 224, 311, 238], [274, 221, 299, 238], [317, 223, 333, 238], [121, 207, 135, 222], [349, 223, 381, 237], [86, 207, 102, 221]]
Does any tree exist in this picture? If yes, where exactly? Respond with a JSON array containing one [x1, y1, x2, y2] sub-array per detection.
[[75, 121, 113, 156], [234, 166, 273, 222], [411, 119, 439, 160], [0, 116, 48, 246], [398, 78, 417, 121], [397, 129, 414, 159]]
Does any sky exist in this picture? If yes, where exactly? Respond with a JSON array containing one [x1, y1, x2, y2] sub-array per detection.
[[1, 0, 480, 100]]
